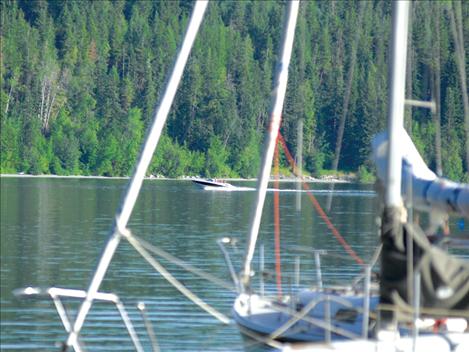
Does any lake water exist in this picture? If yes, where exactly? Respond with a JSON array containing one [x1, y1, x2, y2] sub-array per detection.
[[0, 176, 410, 351]]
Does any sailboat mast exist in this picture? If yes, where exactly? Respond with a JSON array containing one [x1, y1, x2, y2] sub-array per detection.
[[386, 1, 410, 207], [241, 0, 299, 289], [380, 0, 410, 328]]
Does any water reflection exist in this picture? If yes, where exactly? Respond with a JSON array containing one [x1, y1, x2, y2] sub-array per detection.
[[2, 177, 384, 351]]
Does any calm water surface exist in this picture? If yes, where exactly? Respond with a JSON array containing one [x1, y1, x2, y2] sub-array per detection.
[[2, 177, 383, 351]]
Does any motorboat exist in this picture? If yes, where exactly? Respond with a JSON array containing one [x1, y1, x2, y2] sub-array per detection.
[[191, 178, 235, 190]]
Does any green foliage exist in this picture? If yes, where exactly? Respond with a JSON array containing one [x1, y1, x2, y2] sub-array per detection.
[[206, 136, 232, 177], [0, 116, 21, 173], [233, 131, 260, 178], [96, 133, 121, 177], [411, 120, 436, 168], [50, 109, 80, 175], [357, 166, 376, 184], [78, 120, 99, 174], [122, 107, 144, 175], [1, 1, 468, 180], [150, 134, 205, 178], [442, 128, 464, 181], [308, 152, 327, 175]]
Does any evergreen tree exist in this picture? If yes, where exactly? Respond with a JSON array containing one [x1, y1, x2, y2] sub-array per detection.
[[1, 0, 467, 180]]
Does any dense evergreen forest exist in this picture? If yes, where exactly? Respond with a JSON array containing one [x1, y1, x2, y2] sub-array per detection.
[[1, 0, 468, 181]]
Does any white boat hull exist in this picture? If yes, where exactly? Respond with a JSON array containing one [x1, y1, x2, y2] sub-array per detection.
[[192, 178, 236, 190], [233, 291, 379, 342], [283, 332, 469, 352]]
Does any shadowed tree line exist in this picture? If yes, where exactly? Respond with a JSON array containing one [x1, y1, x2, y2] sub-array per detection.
[[1, 0, 467, 181]]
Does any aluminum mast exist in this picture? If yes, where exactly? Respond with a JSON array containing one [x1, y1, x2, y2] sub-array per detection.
[[241, 0, 300, 290]]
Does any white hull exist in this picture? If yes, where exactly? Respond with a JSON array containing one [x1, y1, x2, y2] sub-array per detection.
[[233, 291, 379, 342], [234, 292, 469, 351], [192, 178, 236, 190], [283, 332, 469, 352]]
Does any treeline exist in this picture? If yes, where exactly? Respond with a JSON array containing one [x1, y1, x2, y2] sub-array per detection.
[[1, 0, 468, 180]]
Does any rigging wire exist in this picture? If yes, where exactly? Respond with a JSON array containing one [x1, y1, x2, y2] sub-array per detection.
[[236, 324, 285, 350], [278, 133, 365, 265], [378, 303, 469, 318], [268, 297, 363, 340], [130, 233, 235, 292], [121, 228, 231, 325]]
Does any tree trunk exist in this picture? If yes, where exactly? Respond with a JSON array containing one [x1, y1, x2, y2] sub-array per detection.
[[4, 85, 13, 116], [331, 1, 366, 172], [38, 70, 62, 132], [432, 3, 442, 176], [448, 2, 469, 172]]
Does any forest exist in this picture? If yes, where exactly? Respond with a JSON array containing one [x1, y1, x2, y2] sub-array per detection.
[[1, 0, 468, 181]]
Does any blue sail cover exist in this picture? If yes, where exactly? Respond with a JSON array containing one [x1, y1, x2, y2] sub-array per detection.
[[372, 129, 469, 219]]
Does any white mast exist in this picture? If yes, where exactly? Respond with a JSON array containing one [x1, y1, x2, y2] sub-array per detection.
[[386, 0, 410, 207], [379, 0, 410, 329], [242, 0, 300, 289]]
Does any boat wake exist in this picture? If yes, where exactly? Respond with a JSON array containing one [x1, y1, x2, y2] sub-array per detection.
[[203, 186, 375, 197]]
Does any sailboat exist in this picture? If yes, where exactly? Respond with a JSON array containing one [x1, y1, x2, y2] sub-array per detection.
[[11, 1, 468, 351], [227, 1, 469, 351], [225, 0, 379, 344]]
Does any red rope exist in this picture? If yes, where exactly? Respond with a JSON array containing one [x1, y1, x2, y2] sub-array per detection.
[[274, 142, 283, 297], [277, 133, 364, 265]]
